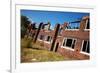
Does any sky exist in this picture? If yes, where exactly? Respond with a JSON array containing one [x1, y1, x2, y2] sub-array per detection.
[[21, 9, 89, 29]]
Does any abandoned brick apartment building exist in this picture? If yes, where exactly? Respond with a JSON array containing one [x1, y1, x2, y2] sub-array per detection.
[[27, 16, 90, 60]]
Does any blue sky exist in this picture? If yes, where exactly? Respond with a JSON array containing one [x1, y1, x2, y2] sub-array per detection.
[[21, 9, 89, 29]]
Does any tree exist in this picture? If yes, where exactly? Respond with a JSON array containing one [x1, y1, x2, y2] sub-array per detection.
[[32, 23, 36, 30], [21, 15, 31, 38]]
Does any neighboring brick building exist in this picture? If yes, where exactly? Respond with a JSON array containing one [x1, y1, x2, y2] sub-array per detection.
[[28, 16, 90, 60]]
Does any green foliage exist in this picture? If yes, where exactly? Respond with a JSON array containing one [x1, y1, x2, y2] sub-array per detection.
[[21, 15, 31, 38], [21, 15, 30, 28]]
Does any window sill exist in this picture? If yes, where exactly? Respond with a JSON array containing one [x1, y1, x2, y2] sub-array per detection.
[[61, 46, 74, 51], [38, 39, 51, 44], [80, 51, 90, 55], [84, 29, 90, 31], [44, 41, 51, 44], [65, 29, 79, 31]]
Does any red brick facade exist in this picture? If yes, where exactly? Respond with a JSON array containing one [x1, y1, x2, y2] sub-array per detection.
[[28, 16, 90, 60]]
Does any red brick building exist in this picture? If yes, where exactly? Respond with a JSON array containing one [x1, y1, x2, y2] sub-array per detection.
[[29, 16, 90, 60]]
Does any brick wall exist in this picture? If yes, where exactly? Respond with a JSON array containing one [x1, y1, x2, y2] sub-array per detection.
[[29, 16, 90, 60]]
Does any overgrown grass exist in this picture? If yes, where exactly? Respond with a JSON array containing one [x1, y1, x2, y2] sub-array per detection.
[[21, 36, 78, 63], [21, 36, 66, 62], [21, 36, 32, 48], [21, 48, 66, 62], [21, 36, 48, 50]]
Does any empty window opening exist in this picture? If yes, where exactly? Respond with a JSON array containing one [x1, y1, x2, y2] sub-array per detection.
[[81, 40, 90, 53], [47, 36, 50, 41], [66, 21, 80, 29], [85, 19, 90, 29], [39, 35, 44, 40], [63, 38, 76, 49]]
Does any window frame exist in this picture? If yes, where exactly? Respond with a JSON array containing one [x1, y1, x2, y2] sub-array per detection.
[[61, 37, 77, 51], [80, 40, 90, 55], [39, 35, 45, 40], [84, 19, 90, 31], [44, 35, 53, 44]]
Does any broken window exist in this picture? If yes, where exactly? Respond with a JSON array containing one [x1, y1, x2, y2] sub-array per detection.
[[86, 19, 90, 29], [63, 38, 76, 49], [63, 39, 66, 46], [39, 35, 44, 40], [66, 21, 80, 29], [46, 36, 52, 42], [81, 40, 90, 53], [72, 40, 76, 49], [66, 39, 73, 47]]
